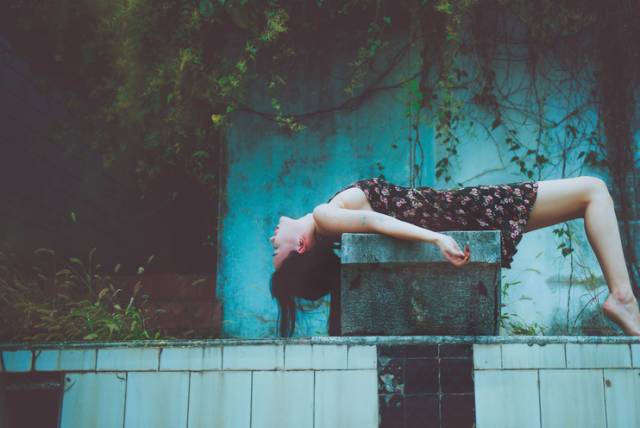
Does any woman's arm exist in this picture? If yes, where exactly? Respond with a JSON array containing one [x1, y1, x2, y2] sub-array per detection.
[[312, 203, 470, 267], [312, 203, 441, 243]]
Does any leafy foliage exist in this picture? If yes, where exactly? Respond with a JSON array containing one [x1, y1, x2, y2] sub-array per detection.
[[2, 0, 634, 194], [0, 247, 160, 342]]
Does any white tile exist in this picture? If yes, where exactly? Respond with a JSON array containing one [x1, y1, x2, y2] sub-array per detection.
[[97, 347, 159, 371], [160, 347, 221, 371], [223, 345, 284, 370], [315, 370, 378, 428], [311, 345, 348, 370], [632, 344, 640, 368], [347, 346, 377, 369], [566, 344, 631, 368], [473, 344, 501, 369], [188, 371, 251, 428], [285, 345, 348, 370], [474, 370, 540, 428], [35, 349, 96, 371], [60, 372, 126, 428], [540, 369, 606, 428], [604, 369, 640, 428], [2, 350, 32, 372], [252, 371, 313, 428], [502, 344, 565, 369], [124, 372, 189, 428], [284, 345, 312, 369]]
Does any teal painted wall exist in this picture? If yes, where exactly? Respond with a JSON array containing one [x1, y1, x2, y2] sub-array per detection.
[[219, 31, 638, 338], [218, 36, 436, 337]]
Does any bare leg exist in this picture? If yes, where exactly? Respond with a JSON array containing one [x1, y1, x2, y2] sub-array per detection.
[[524, 176, 640, 336]]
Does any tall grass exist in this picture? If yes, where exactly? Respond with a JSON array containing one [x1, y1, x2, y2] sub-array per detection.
[[0, 247, 161, 342]]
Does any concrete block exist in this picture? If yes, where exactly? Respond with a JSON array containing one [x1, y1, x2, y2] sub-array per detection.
[[539, 369, 606, 428], [341, 232, 500, 265], [566, 344, 631, 368], [2, 350, 32, 372], [340, 232, 501, 336], [474, 370, 540, 428], [97, 347, 159, 371], [502, 344, 565, 369], [347, 345, 377, 369], [315, 370, 378, 428], [632, 344, 640, 368], [124, 372, 190, 428], [604, 369, 640, 428], [223, 344, 284, 370], [60, 372, 126, 428], [35, 349, 96, 371], [473, 344, 501, 369], [252, 371, 314, 428], [159, 346, 221, 371], [188, 371, 252, 428]]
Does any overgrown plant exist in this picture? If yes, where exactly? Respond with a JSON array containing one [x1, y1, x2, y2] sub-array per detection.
[[0, 247, 161, 342]]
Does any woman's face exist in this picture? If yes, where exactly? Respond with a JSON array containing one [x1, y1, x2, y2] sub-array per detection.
[[270, 216, 300, 269], [269, 215, 313, 270]]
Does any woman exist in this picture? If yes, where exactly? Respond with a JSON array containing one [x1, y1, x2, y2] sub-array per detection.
[[269, 176, 640, 337]]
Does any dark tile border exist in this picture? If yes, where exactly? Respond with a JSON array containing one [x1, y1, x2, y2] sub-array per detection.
[[378, 343, 475, 428]]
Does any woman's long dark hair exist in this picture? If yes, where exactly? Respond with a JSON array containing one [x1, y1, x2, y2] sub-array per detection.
[[270, 236, 341, 337]]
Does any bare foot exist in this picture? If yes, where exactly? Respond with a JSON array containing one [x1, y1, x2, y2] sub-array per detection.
[[602, 293, 640, 336]]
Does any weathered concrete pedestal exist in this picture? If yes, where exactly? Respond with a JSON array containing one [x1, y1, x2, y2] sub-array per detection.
[[340, 231, 502, 336]]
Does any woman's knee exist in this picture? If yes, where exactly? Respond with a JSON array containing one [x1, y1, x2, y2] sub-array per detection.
[[580, 176, 612, 201]]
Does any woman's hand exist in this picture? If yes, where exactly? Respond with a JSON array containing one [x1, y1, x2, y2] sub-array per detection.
[[435, 234, 471, 267]]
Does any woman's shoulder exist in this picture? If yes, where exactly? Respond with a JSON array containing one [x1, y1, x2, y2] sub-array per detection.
[[325, 177, 383, 209], [327, 178, 373, 201]]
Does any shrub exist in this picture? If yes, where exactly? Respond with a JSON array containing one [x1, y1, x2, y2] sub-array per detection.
[[0, 247, 161, 342]]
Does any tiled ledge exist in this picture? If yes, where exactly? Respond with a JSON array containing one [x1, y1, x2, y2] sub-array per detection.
[[474, 343, 640, 369], [0, 343, 378, 373], [473, 343, 640, 428], [0, 335, 638, 351], [2, 337, 639, 428], [1, 336, 638, 373]]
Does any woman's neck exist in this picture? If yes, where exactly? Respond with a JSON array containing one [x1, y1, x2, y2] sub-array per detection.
[[312, 218, 340, 242]]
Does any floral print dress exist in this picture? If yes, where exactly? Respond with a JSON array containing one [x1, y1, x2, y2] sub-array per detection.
[[327, 177, 539, 269]]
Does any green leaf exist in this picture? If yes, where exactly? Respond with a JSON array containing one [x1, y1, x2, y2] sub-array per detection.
[[199, 0, 215, 17], [192, 150, 209, 159], [69, 257, 84, 266]]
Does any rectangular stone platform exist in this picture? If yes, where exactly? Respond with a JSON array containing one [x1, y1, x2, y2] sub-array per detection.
[[340, 231, 502, 336]]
